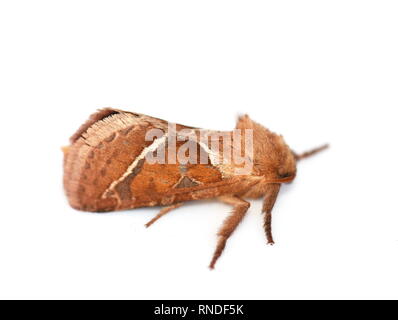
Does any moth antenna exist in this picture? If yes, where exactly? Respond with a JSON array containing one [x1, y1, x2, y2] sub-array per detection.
[[294, 144, 329, 161]]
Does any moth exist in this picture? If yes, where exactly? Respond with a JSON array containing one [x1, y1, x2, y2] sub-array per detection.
[[63, 108, 328, 269]]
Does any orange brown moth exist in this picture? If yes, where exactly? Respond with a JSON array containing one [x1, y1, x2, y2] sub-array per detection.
[[63, 108, 328, 269]]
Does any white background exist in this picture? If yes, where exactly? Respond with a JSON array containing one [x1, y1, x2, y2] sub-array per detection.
[[0, 1, 397, 300]]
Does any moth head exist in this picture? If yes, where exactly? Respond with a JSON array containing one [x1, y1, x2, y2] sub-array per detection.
[[236, 114, 297, 182]]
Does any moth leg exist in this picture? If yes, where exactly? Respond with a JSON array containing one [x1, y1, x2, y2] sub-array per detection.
[[209, 196, 250, 269], [262, 183, 281, 245], [145, 203, 184, 228]]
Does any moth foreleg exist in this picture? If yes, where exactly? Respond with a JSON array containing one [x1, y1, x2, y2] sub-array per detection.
[[209, 196, 250, 269], [262, 183, 281, 245], [145, 203, 184, 228]]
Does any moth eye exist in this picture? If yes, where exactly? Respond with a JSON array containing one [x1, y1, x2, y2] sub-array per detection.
[[279, 172, 291, 179]]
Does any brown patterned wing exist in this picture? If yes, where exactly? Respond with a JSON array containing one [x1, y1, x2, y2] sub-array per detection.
[[109, 139, 243, 209], [64, 109, 253, 212], [64, 109, 168, 211]]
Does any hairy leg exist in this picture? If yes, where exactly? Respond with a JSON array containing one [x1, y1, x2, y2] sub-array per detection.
[[145, 203, 184, 228], [209, 196, 250, 269], [262, 183, 281, 245]]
